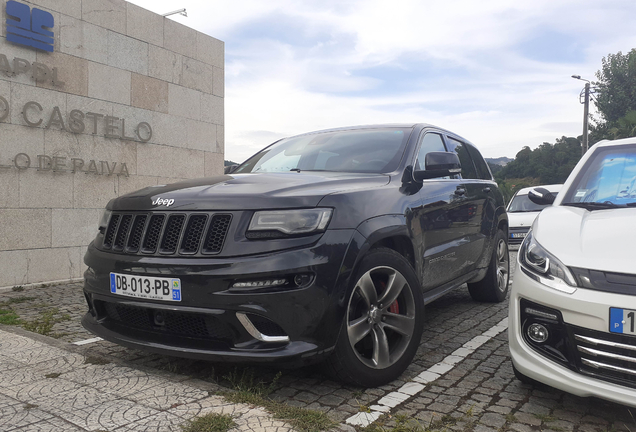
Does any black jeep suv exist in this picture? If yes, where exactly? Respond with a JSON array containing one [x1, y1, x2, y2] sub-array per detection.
[[82, 124, 509, 387]]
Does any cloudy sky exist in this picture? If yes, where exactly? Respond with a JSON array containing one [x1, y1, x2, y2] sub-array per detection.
[[130, 0, 635, 163]]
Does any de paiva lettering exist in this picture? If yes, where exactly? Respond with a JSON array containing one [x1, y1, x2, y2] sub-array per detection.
[[3, 153, 130, 177], [6, 1, 54, 52]]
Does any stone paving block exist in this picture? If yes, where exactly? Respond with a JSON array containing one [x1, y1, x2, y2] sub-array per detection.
[[428, 362, 454, 375], [62, 363, 147, 386], [3, 343, 66, 363], [57, 399, 161, 431], [5, 378, 82, 403], [127, 380, 210, 410], [398, 382, 425, 396], [38, 385, 120, 413], [93, 373, 166, 397], [118, 410, 185, 431], [346, 411, 382, 427], [0, 406, 54, 430], [0, 334, 34, 352], [0, 368, 43, 388]]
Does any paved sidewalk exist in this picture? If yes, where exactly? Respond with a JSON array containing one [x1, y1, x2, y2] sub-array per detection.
[[0, 326, 294, 432]]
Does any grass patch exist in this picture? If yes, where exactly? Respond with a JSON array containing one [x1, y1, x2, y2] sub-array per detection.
[[2, 296, 36, 305], [23, 403, 38, 410], [22, 308, 70, 336], [505, 413, 518, 423], [533, 413, 556, 422], [0, 308, 21, 325], [221, 368, 335, 432], [12, 286, 24, 292], [84, 356, 111, 366], [45, 373, 61, 379], [362, 415, 428, 432], [362, 412, 473, 432], [181, 413, 236, 432]]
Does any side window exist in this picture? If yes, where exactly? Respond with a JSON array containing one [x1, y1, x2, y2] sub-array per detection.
[[415, 133, 446, 170], [465, 143, 492, 180], [445, 137, 478, 179]]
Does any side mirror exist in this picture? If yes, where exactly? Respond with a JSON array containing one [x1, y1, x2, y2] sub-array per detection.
[[224, 164, 239, 174], [413, 152, 461, 181], [528, 187, 555, 205]]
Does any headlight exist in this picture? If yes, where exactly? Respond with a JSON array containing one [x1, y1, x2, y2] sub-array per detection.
[[98, 209, 112, 233], [519, 231, 577, 293], [247, 208, 333, 238]]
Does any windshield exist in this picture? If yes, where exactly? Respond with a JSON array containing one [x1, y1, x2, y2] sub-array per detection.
[[234, 128, 412, 174], [507, 194, 550, 212], [562, 144, 636, 208]]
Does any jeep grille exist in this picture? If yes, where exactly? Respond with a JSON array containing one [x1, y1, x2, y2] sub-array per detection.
[[101, 212, 232, 256]]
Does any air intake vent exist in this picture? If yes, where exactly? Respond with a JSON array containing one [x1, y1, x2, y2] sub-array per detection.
[[203, 214, 232, 254]]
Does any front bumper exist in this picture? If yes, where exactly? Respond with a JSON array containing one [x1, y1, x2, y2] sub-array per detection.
[[82, 229, 356, 365], [509, 263, 636, 407]]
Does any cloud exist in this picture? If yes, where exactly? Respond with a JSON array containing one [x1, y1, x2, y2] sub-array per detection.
[[130, 0, 636, 161]]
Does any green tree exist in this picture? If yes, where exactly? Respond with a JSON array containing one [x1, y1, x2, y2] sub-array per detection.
[[495, 137, 581, 185], [591, 49, 636, 141]]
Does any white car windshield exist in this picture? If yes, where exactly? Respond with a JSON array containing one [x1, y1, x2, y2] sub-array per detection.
[[562, 144, 636, 208], [508, 194, 550, 212], [234, 128, 411, 174]]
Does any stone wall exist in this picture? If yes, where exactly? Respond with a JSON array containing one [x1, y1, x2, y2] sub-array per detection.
[[0, 0, 224, 288]]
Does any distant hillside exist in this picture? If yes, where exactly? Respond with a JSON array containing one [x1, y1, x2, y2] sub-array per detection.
[[485, 157, 513, 166]]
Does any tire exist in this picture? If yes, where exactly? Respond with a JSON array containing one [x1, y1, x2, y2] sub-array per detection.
[[512, 363, 534, 385], [325, 248, 424, 387], [467, 229, 509, 303]]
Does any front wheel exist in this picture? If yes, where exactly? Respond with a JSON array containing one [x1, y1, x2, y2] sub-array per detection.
[[467, 229, 509, 302], [325, 248, 424, 387]]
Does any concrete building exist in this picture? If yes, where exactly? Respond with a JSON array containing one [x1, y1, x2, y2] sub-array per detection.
[[0, 0, 224, 289]]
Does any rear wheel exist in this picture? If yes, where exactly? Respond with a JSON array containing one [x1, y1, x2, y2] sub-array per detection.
[[467, 229, 509, 302], [325, 248, 424, 387]]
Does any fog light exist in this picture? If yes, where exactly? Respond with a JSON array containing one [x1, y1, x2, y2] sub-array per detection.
[[293, 274, 312, 287], [527, 323, 549, 343]]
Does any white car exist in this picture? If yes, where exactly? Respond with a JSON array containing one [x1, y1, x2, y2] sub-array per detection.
[[506, 184, 562, 245], [509, 137, 636, 407]]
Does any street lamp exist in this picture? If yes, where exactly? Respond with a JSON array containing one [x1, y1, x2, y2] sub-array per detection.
[[572, 75, 591, 156], [163, 8, 187, 17]]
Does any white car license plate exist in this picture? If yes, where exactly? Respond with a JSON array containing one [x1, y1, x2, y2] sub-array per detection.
[[610, 307, 636, 334], [511, 232, 527, 239], [110, 273, 181, 301]]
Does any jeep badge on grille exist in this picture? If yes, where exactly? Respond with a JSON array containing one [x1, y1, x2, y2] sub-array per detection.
[[152, 197, 175, 207]]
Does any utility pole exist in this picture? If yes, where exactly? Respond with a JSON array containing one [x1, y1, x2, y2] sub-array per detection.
[[572, 75, 591, 156], [582, 81, 590, 155]]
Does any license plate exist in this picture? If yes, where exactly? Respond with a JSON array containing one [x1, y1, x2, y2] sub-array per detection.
[[511, 232, 527, 239], [110, 273, 181, 301], [610, 307, 636, 335]]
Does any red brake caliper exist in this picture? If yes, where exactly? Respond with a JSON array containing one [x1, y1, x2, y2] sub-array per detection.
[[389, 300, 399, 314]]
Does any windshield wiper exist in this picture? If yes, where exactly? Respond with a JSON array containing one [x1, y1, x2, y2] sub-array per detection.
[[289, 168, 301, 172], [563, 202, 622, 210]]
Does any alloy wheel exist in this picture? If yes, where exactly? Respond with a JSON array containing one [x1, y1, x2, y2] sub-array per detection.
[[346, 266, 416, 369]]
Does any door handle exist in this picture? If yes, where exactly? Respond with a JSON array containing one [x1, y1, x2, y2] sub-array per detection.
[[483, 187, 491, 193], [455, 188, 466, 196]]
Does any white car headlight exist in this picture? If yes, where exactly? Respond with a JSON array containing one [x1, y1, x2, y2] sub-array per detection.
[[519, 231, 577, 294], [247, 209, 333, 238]]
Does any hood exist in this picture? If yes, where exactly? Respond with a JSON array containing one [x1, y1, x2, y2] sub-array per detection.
[[110, 172, 390, 211], [507, 211, 540, 229], [533, 206, 636, 274]]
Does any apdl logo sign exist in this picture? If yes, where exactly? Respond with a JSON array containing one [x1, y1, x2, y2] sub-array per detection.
[[5, 1, 54, 52]]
